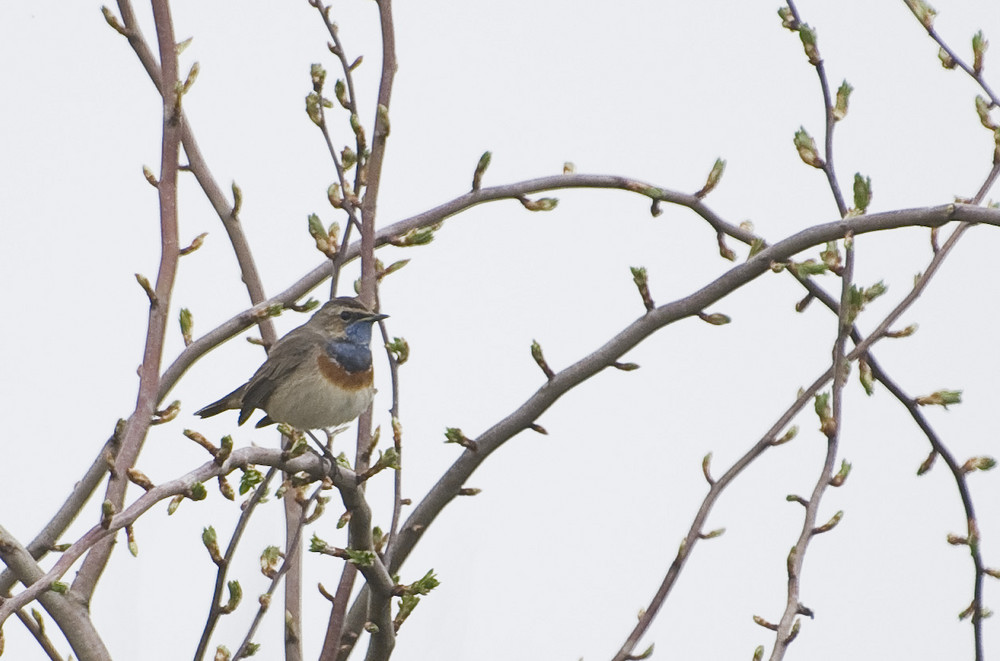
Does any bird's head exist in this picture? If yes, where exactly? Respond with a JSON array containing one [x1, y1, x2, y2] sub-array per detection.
[[310, 297, 388, 344]]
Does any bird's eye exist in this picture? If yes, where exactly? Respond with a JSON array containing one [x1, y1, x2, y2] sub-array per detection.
[[340, 310, 352, 321]]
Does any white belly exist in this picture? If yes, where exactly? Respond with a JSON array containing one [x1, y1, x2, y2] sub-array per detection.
[[264, 369, 375, 430]]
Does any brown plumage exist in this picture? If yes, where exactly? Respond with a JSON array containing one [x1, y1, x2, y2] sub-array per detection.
[[196, 297, 387, 430]]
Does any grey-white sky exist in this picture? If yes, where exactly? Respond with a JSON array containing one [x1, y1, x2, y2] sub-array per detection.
[[2, 1, 999, 659]]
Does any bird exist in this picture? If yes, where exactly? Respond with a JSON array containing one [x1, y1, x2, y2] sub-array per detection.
[[195, 297, 387, 430]]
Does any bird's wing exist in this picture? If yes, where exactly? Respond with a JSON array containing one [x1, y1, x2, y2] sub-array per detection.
[[238, 327, 322, 423]]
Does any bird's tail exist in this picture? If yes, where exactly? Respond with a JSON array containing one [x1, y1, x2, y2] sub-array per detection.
[[195, 385, 245, 419]]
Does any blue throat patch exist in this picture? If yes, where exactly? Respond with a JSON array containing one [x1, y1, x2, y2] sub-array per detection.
[[327, 320, 375, 372]]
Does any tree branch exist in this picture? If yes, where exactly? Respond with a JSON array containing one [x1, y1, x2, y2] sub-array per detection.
[[0, 428, 121, 596], [71, 0, 183, 606], [769, 231, 854, 660], [332, 204, 995, 657], [0, 526, 111, 661], [193, 467, 279, 661], [0, 447, 348, 632]]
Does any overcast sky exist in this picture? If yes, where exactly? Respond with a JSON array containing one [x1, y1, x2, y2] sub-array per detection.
[[2, 1, 999, 660]]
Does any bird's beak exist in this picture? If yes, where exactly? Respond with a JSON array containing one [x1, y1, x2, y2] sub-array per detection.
[[366, 312, 389, 322]]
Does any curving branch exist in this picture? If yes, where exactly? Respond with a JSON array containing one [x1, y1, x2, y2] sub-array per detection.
[[616, 205, 989, 659], [332, 203, 999, 658], [155, 173, 1000, 414]]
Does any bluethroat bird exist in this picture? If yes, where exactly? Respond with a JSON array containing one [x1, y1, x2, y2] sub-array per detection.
[[196, 297, 387, 430]]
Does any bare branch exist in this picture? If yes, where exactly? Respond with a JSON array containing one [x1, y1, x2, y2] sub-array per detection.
[[193, 467, 279, 661], [232, 483, 324, 661], [71, 0, 184, 607], [784, 0, 848, 216], [0, 425, 122, 596], [903, 1, 1000, 107], [768, 230, 855, 660], [0, 525, 111, 661], [0, 447, 352, 631]]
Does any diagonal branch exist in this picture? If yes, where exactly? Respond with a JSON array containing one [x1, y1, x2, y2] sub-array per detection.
[[0, 525, 111, 661], [0, 447, 351, 630], [193, 467, 279, 661], [232, 483, 325, 661], [112, 0, 277, 347], [0, 428, 121, 596], [14, 607, 66, 661], [613, 209, 976, 659], [902, 0, 1000, 107], [331, 204, 996, 658]]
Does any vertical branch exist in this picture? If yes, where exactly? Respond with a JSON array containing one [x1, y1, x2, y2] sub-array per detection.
[[380, 321, 404, 547], [283, 470, 304, 661], [306, 0, 397, 656], [193, 467, 278, 661], [357, 5, 397, 657], [326, 3, 399, 660], [769, 234, 854, 660], [338, 483, 396, 661], [785, 0, 847, 217], [352, 0, 395, 480], [319, 564, 360, 661], [232, 485, 326, 661], [71, 0, 182, 604], [358, 0, 396, 306]]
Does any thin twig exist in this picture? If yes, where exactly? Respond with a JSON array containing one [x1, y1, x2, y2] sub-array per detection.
[[870, 354, 987, 661], [0, 447, 354, 629], [233, 483, 325, 661], [193, 467, 279, 661], [373, 290, 404, 549], [903, 2, 1000, 107], [786, 0, 847, 216], [308, 0, 366, 221], [769, 232, 854, 660], [15, 607, 66, 661]]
